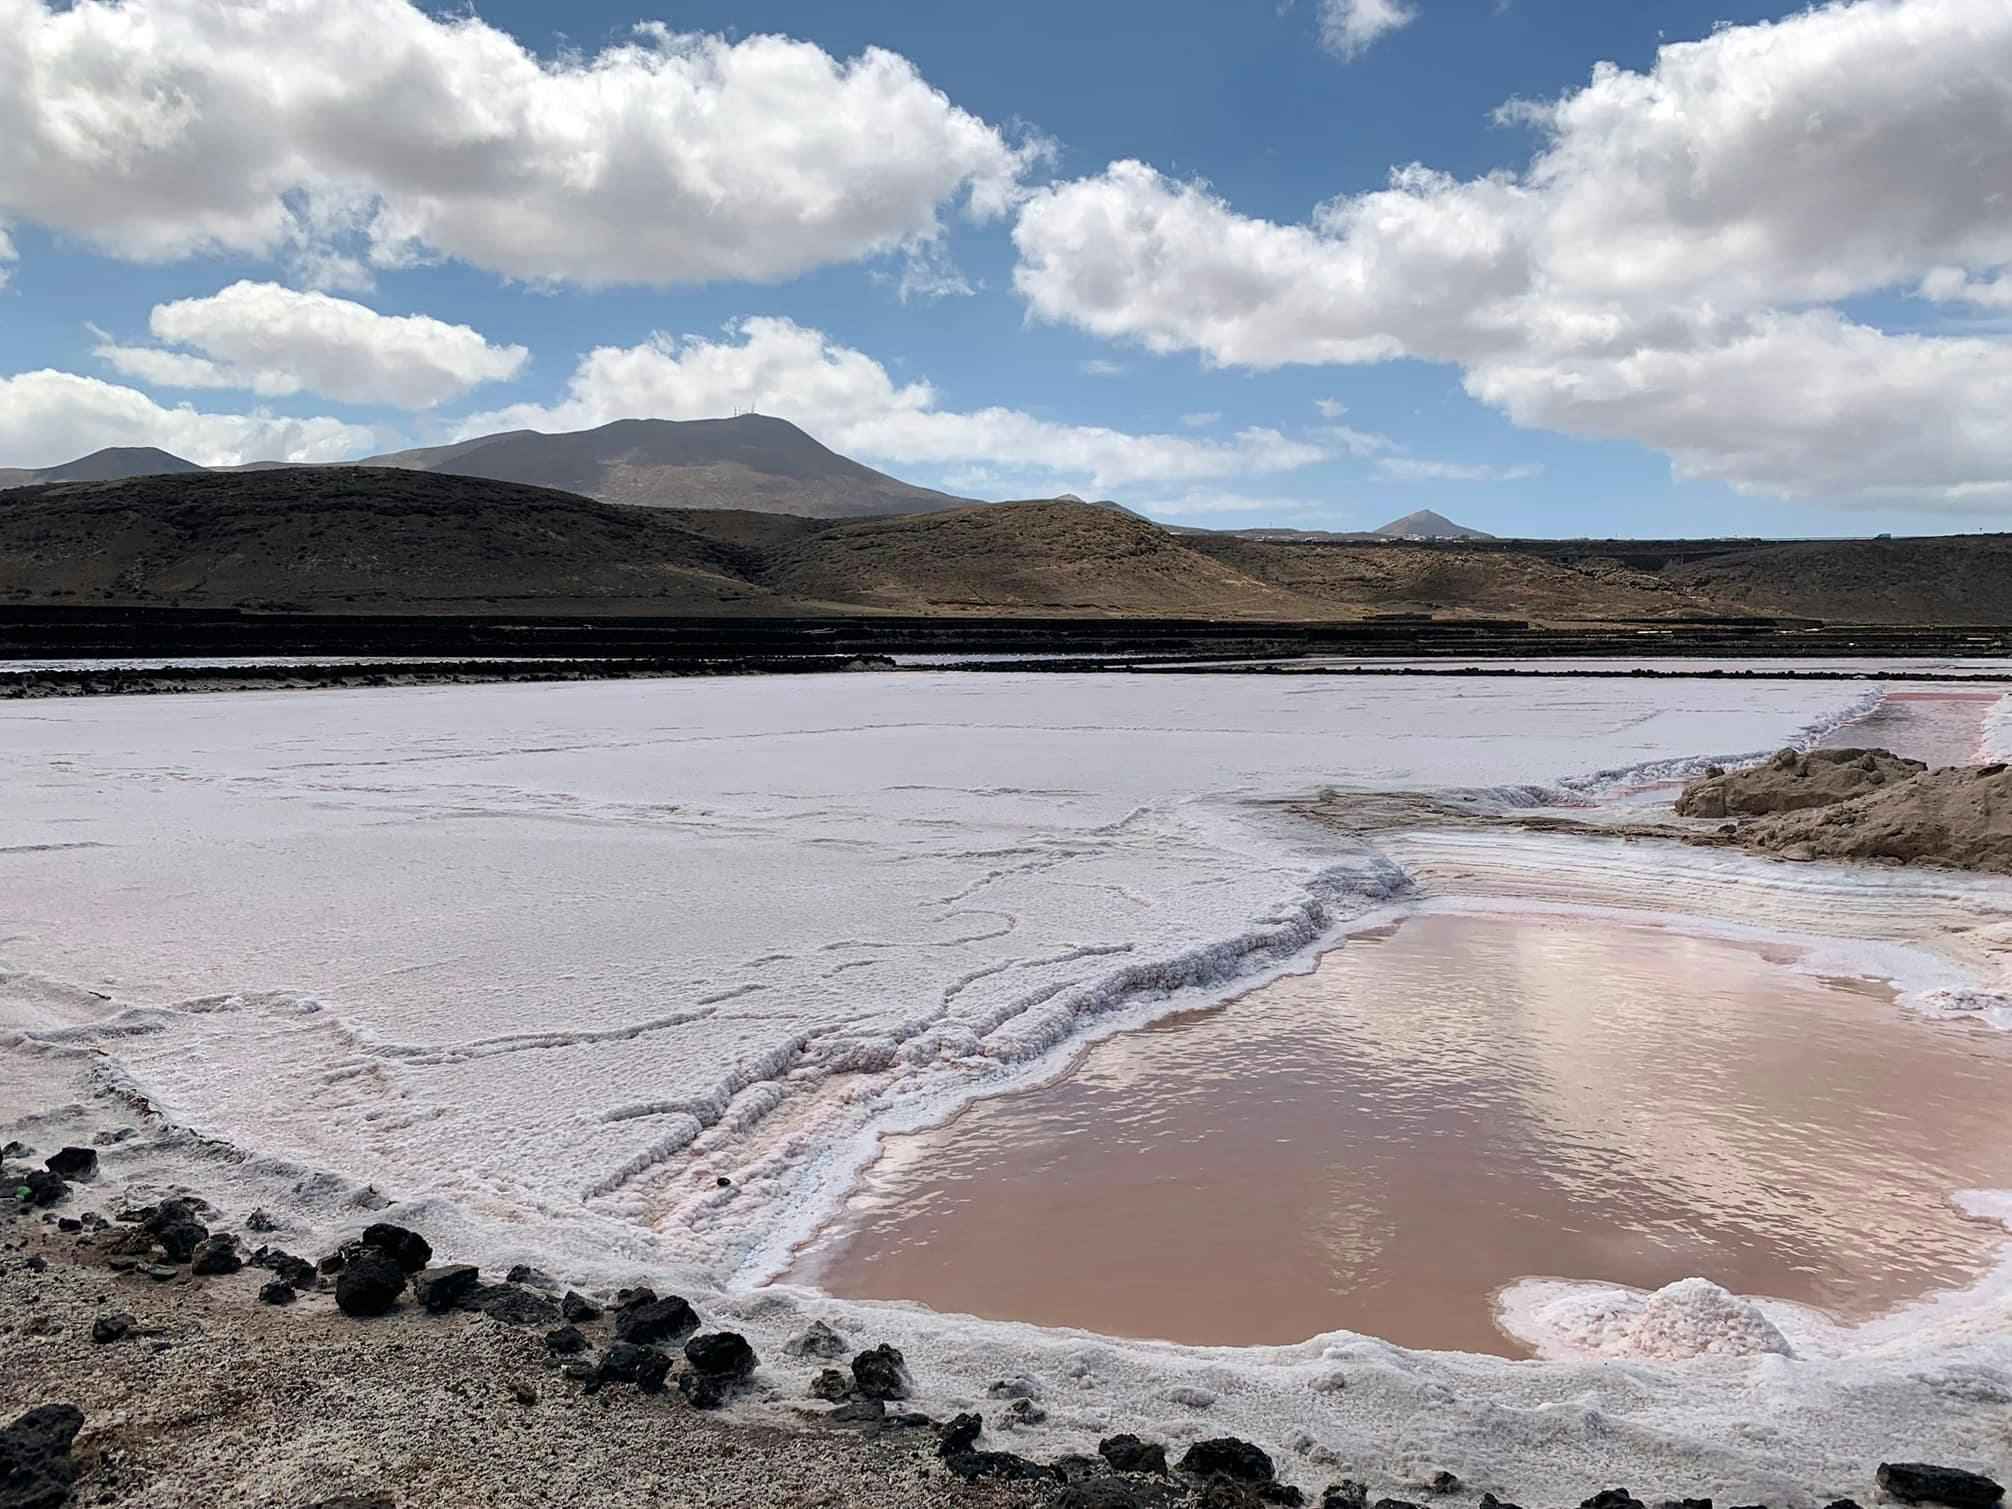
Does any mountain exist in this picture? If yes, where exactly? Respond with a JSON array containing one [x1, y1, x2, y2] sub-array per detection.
[[1374, 509, 1494, 540], [364, 414, 974, 519], [0, 446, 205, 490], [4, 467, 2011, 624]]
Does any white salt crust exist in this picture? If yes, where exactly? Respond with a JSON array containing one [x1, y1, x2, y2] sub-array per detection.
[[4, 672, 2010, 1502]]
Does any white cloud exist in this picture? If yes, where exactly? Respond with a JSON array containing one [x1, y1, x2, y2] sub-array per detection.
[[1313, 398, 1349, 419], [457, 316, 1330, 493], [94, 282, 526, 408], [1013, 0, 2012, 508], [1080, 359, 1128, 378], [1323, 424, 1399, 457], [1180, 411, 1222, 428], [0, 0, 1038, 288], [1319, 0, 1418, 60], [0, 370, 373, 468], [1376, 456, 1540, 482]]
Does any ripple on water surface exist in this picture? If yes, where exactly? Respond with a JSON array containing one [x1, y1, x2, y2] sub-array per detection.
[[790, 910, 2012, 1354]]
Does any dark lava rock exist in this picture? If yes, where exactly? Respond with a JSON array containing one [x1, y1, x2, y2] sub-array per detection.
[[43, 1148, 97, 1181], [1480, 1496, 1527, 1509], [505, 1264, 555, 1289], [11, 1171, 68, 1209], [560, 1290, 601, 1323], [245, 1207, 278, 1233], [613, 1295, 697, 1346], [153, 1218, 208, 1263], [470, 1283, 561, 1327], [1878, 1466, 2005, 1508], [786, 1319, 849, 1359], [55, 1219, 80, 1234], [90, 1314, 134, 1344], [684, 1331, 756, 1380], [1259, 1489, 1307, 1508], [1182, 1439, 1277, 1484], [943, 1448, 1057, 1484], [0, 1403, 85, 1509], [543, 1325, 588, 1356], [258, 1281, 296, 1306], [1056, 1456, 1103, 1485], [250, 1248, 317, 1289], [851, 1343, 910, 1401], [190, 1234, 243, 1276], [1584, 1494, 1649, 1509], [941, 1414, 982, 1456], [588, 1343, 672, 1395], [22, 1258, 44, 1274], [1370, 1500, 1425, 1509], [810, 1368, 852, 1402], [1823, 1502, 1861, 1509], [827, 1399, 886, 1425], [1428, 1474, 1462, 1495], [1103, 1435, 1171, 1475], [141, 1263, 179, 1282], [412, 1263, 480, 1312], [677, 1373, 728, 1410], [1655, 1500, 1713, 1509], [333, 1250, 407, 1317], [1323, 1483, 1369, 1509], [614, 1286, 657, 1309], [358, 1222, 431, 1274]]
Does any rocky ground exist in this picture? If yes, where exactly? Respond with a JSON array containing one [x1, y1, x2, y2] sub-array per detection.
[[7, 1150, 2005, 1509]]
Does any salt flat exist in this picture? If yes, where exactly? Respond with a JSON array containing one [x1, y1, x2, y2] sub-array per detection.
[[6, 670, 2010, 1501]]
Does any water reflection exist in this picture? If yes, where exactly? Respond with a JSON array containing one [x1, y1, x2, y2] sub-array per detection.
[[792, 911, 2012, 1354]]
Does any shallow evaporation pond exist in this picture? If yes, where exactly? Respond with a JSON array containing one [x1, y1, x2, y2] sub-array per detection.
[[787, 910, 2012, 1355], [1813, 687, 2005, 769]]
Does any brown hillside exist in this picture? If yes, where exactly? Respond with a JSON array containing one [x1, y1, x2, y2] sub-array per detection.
[[764, 501, 1317, 617]]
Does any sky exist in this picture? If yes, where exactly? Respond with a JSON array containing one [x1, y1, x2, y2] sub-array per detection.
[[2, 0, 2010, 539]]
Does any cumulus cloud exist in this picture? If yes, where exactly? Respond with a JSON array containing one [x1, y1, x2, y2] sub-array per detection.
[[0, 370, 373, 468], [94, 282, 526, 408], [458, 317, 1329, 493], [0, 0, 1037, 288], [1014, 0, 2012, 507], [1319, 0, 1418, 59]]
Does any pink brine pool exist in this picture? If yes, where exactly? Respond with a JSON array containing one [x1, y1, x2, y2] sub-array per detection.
[[787, 910, 2012, 1355]]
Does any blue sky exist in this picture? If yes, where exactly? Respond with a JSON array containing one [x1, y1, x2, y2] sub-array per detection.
[[4, 0, 2011, 538]]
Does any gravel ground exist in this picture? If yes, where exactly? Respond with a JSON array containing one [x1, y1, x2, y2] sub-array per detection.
[[0, 1209, 1046, 1509]]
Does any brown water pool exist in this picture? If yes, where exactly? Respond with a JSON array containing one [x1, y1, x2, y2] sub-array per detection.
[[789, 910, 2012, 1354]]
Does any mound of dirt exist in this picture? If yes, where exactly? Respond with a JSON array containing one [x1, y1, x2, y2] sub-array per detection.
[[1674, 747, 1927, 819], [1739, 763, 2012, 873]]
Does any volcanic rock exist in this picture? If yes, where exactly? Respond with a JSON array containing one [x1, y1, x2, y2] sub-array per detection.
[[588, 1342, 672, 1394], [1182, 1439, 1276, 1484], [560, 1291, 601, 1323], [543, 1325, 587, 1356], [1877, 1466, 2004, 1508], [470, 1283, 560, 1327], [333, 1250, 407, 1317], [42, 1148, 97, 1180], [358, 1223, 431, 1274], [810, 1369, 852, 1401], [91, 1314, 134, 1344], [258, 1281, 296, 1306], [0, 1403, 84, 1509], [11, 1171, 68, 1209], [1583, 1493, 1649, 1509], [684, 1331, 756, 1380], [1323, 1484, 1368, 1509], [614, 1295, 697, 1346], [1102, 1435, 1170, 1475], [250, 1248, 317, 1289], [412, 1263, 480, 1312], [851, 1343, 910, 1401], [189, 1234, 243, 1276]]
